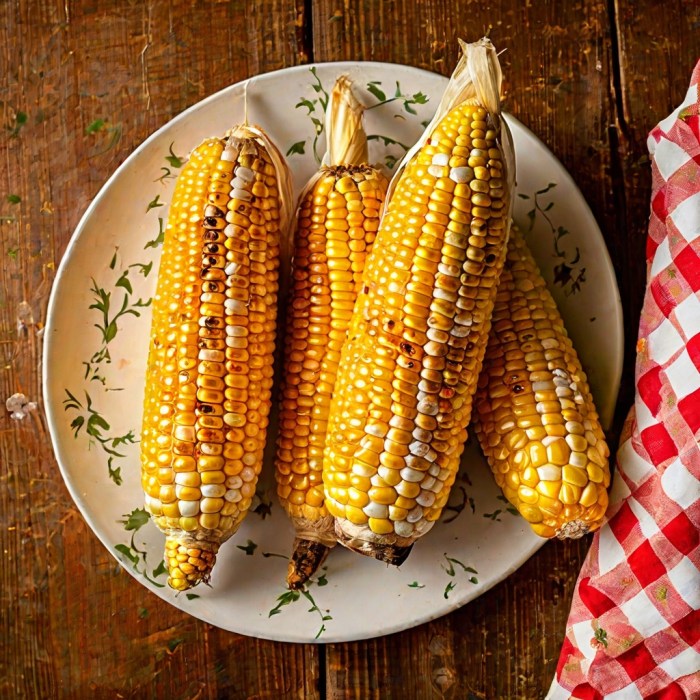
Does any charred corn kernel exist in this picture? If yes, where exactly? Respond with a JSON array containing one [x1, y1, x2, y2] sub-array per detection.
[[276, 76, 389, 589], [324, 39, 513, 565], [140, 125, 291, 590], [473, 225, 610, 540]]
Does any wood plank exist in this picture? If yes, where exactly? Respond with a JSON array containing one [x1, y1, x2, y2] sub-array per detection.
[[312, 1, 619, 697], [0, 0, 317, 697]]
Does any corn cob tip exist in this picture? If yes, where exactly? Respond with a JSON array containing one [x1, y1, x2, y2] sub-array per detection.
[[286, 538, 332, 590], [164, 536, 219, 591], [334, 524, 414, 567], [556, 519, 595, 540]]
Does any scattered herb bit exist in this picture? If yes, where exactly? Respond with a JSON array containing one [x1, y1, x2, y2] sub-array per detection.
[[152, 560, 167, 579], [269, 589, 300, 617], [286, 140, 306, 157], [146, 194, 164, 212], [593, 626, 608, 648], [408, 581, 425, 589], [145, 217, 165, 249], [165, 143, 184, 168], [6, 194, 21, 204], [444, 581, 456, 599], [137, 607, 149, 619], [121, 507, 150, 531], [86, 119, 106, 134], [483, 509, 502, 521], [166, 637, 184, 653], [237, 540, 257, 556], [7, 110, 28, 137], [185, 593, 200, 601], [261, 551, 288, 560], [7, 247, 18, 259]]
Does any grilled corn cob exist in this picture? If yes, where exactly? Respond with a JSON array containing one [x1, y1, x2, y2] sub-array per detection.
[[276, 77, 389, 588], [323, 38, 515, 564], [140, 125, 291, 590], [473, 225, 610, 538]]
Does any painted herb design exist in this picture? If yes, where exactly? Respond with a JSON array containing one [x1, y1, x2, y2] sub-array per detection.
[[115, 507, 167, 587], [63, 390, 136, 485], [441, 554, 478, 599], [63, 145, 182, 486], [519, 183, 586, 295], [289, 67, 429, 170], [268, 569, 332, 639]]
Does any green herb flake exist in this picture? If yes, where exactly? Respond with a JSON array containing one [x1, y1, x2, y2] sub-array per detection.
[[237, 539, 257, 556]]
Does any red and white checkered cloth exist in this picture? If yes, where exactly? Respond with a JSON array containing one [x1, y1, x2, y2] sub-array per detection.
[[547, 62, 700, 699]]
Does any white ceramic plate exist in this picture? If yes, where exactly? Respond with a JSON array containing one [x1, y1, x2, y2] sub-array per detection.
[[43, 62, 623, 643]]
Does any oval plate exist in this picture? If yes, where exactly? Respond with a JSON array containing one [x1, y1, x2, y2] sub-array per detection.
[[43, 62, 623, 643]]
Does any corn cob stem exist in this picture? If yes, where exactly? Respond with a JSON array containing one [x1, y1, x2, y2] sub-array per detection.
[[473, 225, 610, 538], [141, 125, 290, 590], [276, 77, 388, 588], [323, 39, 515, 564]]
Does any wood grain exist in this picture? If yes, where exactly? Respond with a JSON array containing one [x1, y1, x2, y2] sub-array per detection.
[[1, 0, 698, 698]]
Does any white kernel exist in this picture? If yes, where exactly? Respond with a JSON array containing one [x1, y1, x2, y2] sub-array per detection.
[[224, 298, 247, 313], [542, 435, 560, 447], [235, 166, 254, 182], [231, 187, 252, 201], [532, 381, 552, 392], [394, 519, 414, 537], [449, 166, 473, 183], [241, 466, 256, 482], [200, 443, 221, 455], [428, 164, 447, 178], [225, 476, 243, 489], [432, 153, 450, 166], [231, 176, 248, 189], [365, 422, 387, 438], [173, 425, 195, 442], [407, 505, 424, 523], [174, 472, 198, 486], [363, 502, 388, 519], [537, 465, 562, 481], [417, 399, 439, 416], [570, 452, 587, 468], [201, 484, 226, 498], [421, 475, 436, 490], [224, 224, 236, 238], [224, 489, 241, 502], [221, 148, 238, 162], [226, 325, 247, 337], [428, 463, 440, 477], [225, 336, 247, 348], [178, 501, 199, 517], [566, 421, 585, 435], [409, 441, 430, 457], [399, 467, 425, 483], [353, 463, 376, 478], [198, 349, 223, 362], [416, 490, 435, 507]]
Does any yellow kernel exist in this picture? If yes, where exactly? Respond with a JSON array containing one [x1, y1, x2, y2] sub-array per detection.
[[345, 504, 368, 524], [559, 483, 581, 505], [518, 485, 539, 505], [368, 517, 394, 535]]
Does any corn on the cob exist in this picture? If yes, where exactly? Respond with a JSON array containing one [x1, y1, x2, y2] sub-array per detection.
[[140, 125, 291, 590], [473, 225, 610, 538], [322, 39, 514, 564], [276, 77, 389, 588]]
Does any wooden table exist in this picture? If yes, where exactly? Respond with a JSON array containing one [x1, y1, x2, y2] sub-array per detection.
[[1, 1, 696, 697]]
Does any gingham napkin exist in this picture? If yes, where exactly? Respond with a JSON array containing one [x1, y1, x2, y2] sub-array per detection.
[[547, 61, 700, 699]]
